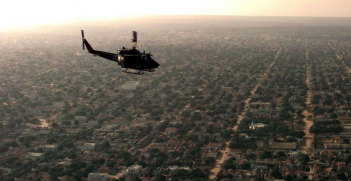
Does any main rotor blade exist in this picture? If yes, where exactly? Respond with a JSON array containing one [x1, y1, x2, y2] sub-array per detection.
[[81, 30, 84, 39], [132, 31, 137, 42]]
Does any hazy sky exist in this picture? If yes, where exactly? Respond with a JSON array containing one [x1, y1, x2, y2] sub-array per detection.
[[1, 0, 351, 30]]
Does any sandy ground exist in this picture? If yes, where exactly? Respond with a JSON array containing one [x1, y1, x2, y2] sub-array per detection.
[[109, 171, 123, 180], [39, 119, 49, 128], [26, 119, 49, 128]]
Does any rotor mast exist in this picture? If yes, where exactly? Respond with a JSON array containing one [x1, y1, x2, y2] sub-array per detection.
[[131, 31, 137, 49]]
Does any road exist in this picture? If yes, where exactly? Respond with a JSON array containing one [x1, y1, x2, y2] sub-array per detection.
[[208, 48, 280, 180], [300, 50, 314, 153], [233, 48, 280, 132]]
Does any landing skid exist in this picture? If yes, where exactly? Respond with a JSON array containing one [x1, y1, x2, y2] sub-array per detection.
[[122, 68, 144, 75], [124, 72, 144, 75], [141, 69, 155, 72]]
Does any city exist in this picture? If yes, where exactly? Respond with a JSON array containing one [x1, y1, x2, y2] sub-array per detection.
[[1, 17, 351, 181]]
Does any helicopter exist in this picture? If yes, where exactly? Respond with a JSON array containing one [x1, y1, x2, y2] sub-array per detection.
[[81, 30, 159, 75]]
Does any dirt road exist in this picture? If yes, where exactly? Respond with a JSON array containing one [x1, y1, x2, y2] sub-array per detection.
[[301, 51, 314, 153], [208, 48, 280, 180]]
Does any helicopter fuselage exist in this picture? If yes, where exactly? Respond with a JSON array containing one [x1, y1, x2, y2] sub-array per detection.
[[117, 48, 159, 70]]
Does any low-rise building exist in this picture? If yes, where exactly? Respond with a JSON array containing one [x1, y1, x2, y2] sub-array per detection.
[[25, 152, 44, 161], [249, 121, 267, 130], [122, 165, 143, 176], [268, 139, 296, 150], [165, 127, 177, 135], [289, 151, 300, 159], [88, 173, 109, 181], [84, 143, 95, 151], [40, 144, 59, 152]]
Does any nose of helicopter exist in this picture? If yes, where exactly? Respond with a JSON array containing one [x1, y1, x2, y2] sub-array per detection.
[[153, 61, 159, 68]]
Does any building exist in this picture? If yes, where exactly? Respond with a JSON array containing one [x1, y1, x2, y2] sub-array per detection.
[[165, 127, 177, 135], [25, 152, 44, 161], [324, 143, 351, 149], [203, 150, 218, 158], [205, 142, 222, 150], [167, 165, 190, 176], [249, 121, 267, 130], [343, 124, 351, 132], [88, 173, 109, 181], [268, 139, 296, 150], [84, 143, 95, 151], [122, 165, 143, 176], [58, 175, 71, 181], [289, 151, 300, 159], [98, 167, 110, 174], [40, 144, 59, 152]]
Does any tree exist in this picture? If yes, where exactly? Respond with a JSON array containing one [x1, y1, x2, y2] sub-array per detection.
[[271, 167, 282, 179], [285, 174, 294, 181], [74, 120, 79, 126], [155, 175, 166, 181], [47, 137, 57, 144], [104, 141, 110, 147], [286, 137, 297, 142], [62, 120, 71, 125], [241, 163, 251, 170], [261, 151, 272, 159], [137, 161, 148, 168], [52, 122, 58, 128], [221, 158, 236, 170], [188, 168, 206, 180], [6, 157, 18, 165], [99, 158, 106, 165], [7, 122, 16, 129], [204, 157, 216, 165], [92, 159, 99, 165], [69, 153, 77, 159], [337, 172, 347, 180], [0, 146, 9, 153], [300, 154, 310, 164], [276, 151, 286, 157]]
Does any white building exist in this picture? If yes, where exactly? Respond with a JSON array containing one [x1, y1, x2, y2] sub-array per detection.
[[122, 165, 143, 176], [289, 151, 300, 159], [25, 152, 44, 160], [84, 143, 95, 151], [167, 166, 190, 175], [249, 121, 267, 130], [88, 173, 109, 181], [40, 144, 59, 152]]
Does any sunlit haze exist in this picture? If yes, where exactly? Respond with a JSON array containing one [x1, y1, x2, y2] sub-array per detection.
[[1, 0, 351, 30]]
